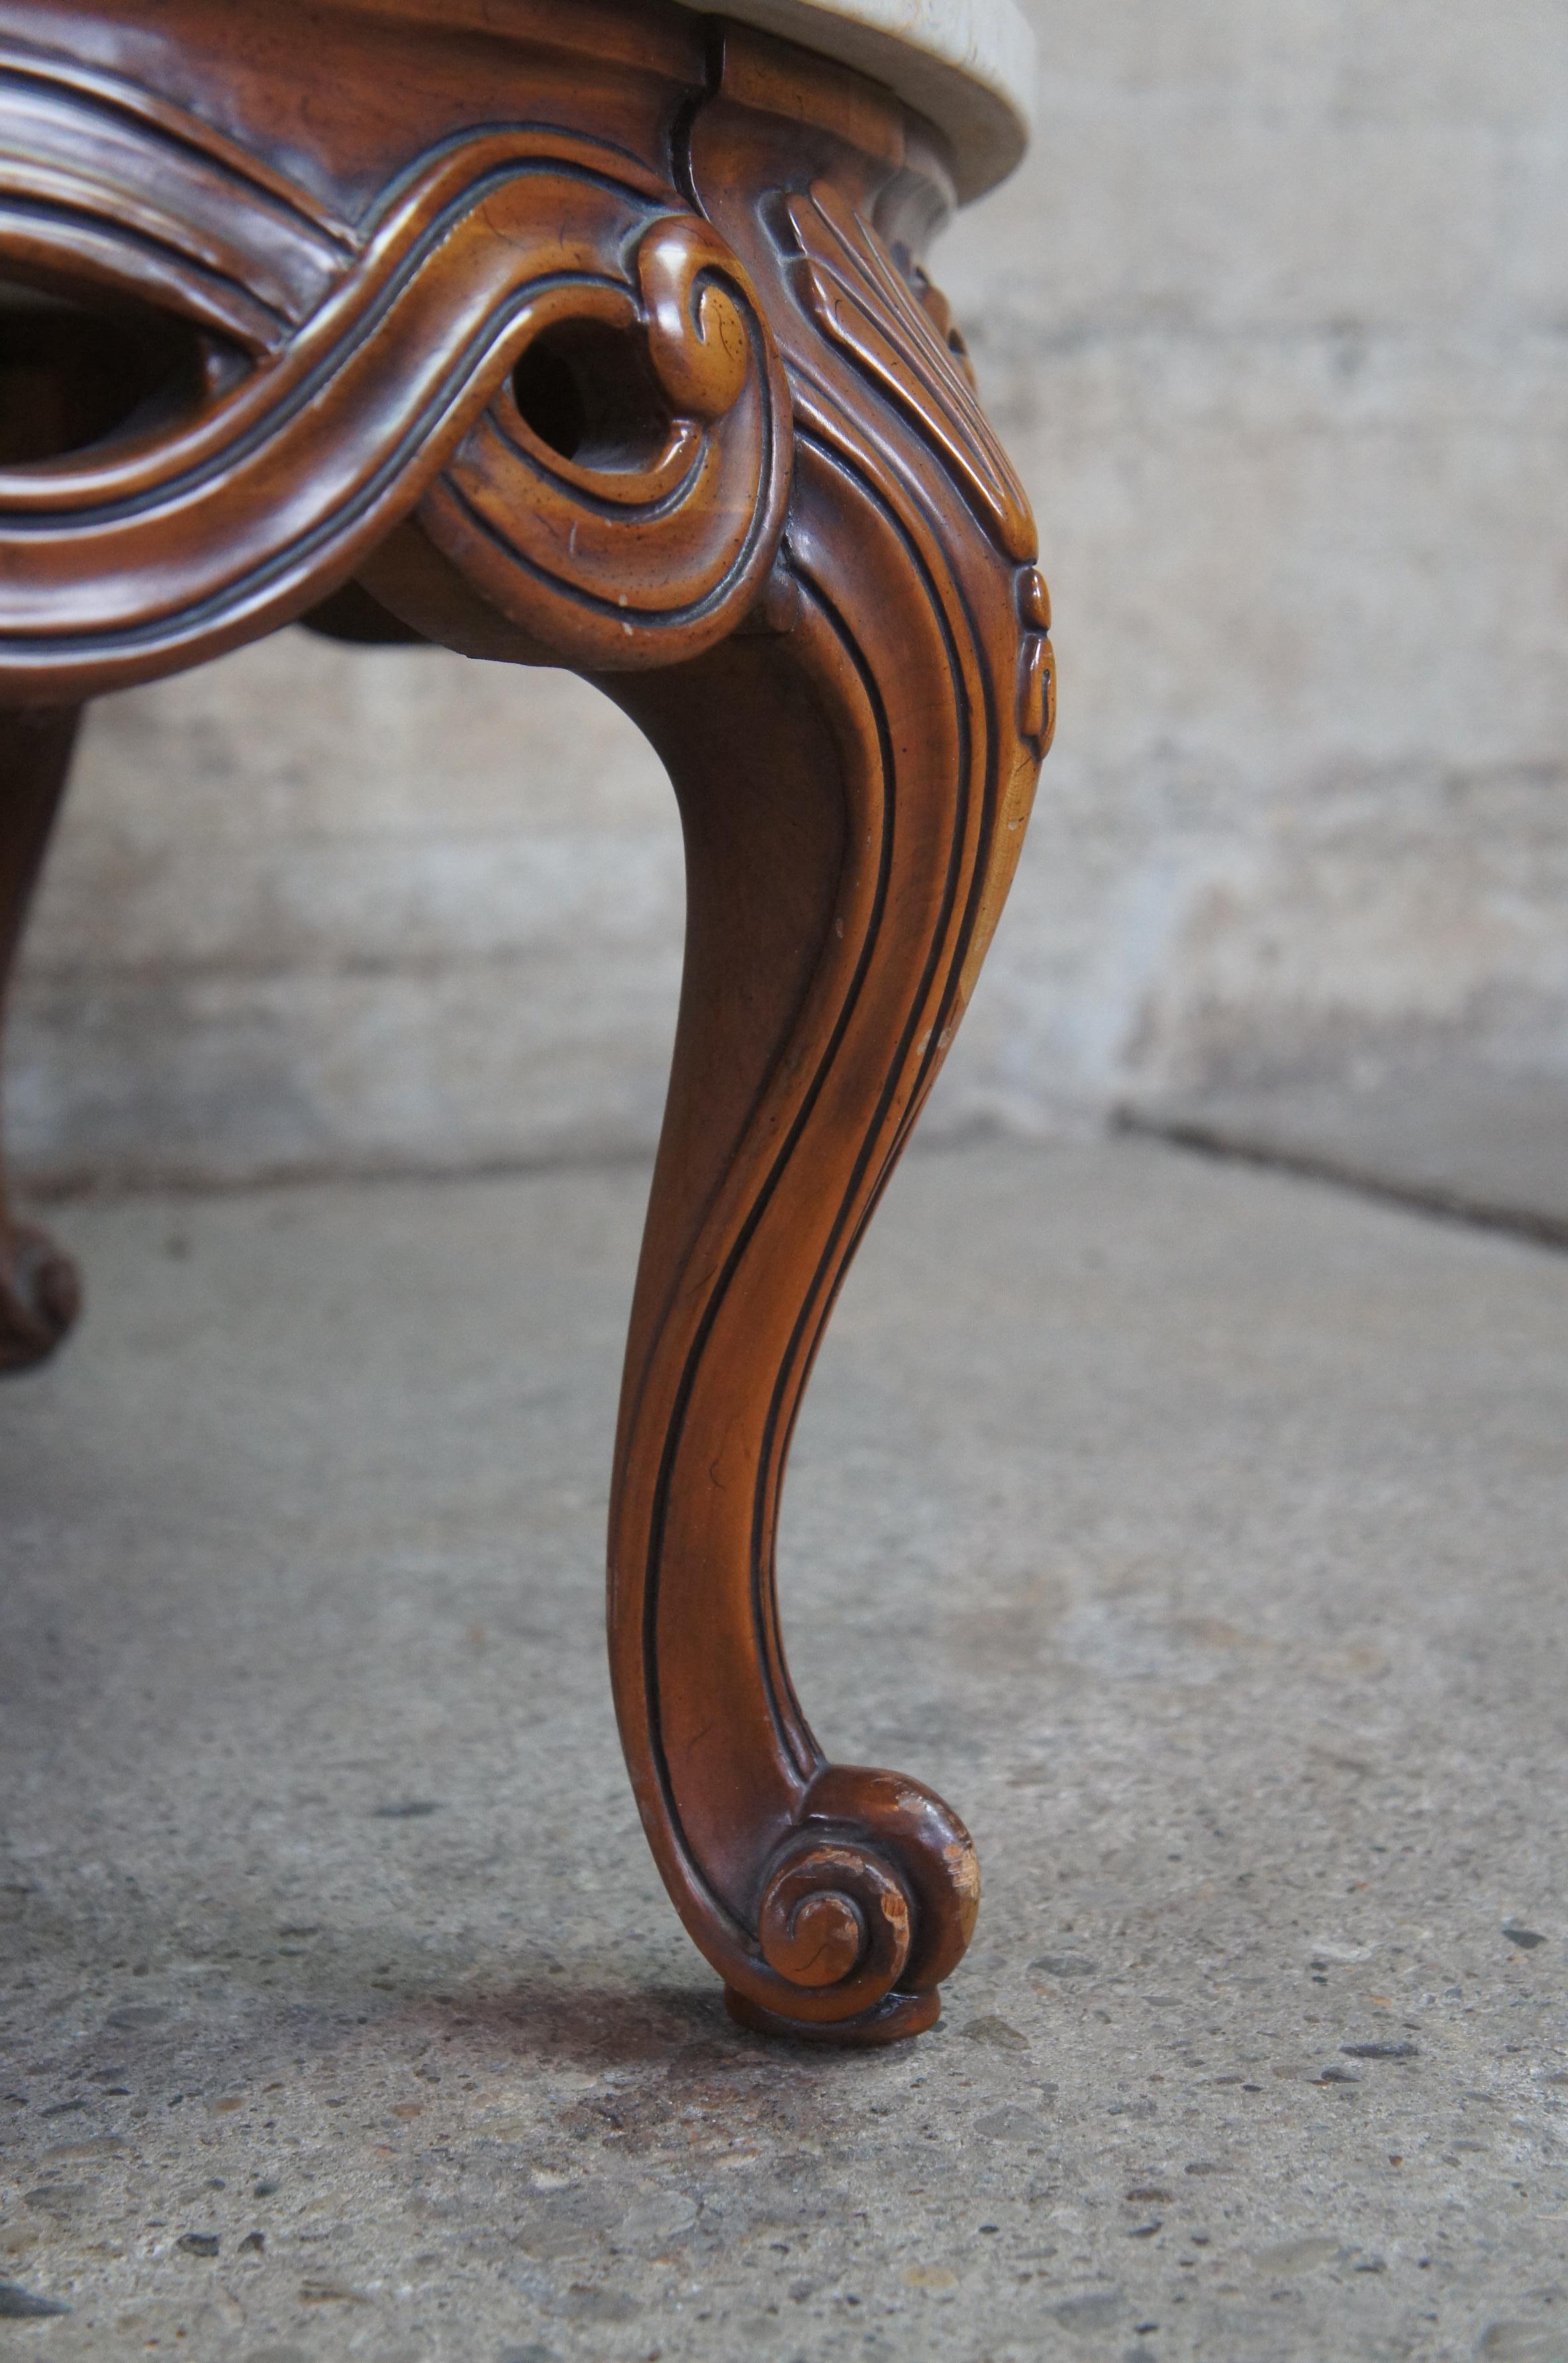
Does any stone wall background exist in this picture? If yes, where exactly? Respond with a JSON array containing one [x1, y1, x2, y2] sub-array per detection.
[[8, 0, 1567, 1193]]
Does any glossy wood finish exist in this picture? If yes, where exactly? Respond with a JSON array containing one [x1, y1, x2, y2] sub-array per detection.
[[0, 0, 1051, 2038]]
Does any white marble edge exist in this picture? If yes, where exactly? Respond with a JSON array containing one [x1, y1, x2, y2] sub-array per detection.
[[673, 0, 1038, 200]]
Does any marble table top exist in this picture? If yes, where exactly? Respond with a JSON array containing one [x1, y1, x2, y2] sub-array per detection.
[[676, 0, 1036, 198]]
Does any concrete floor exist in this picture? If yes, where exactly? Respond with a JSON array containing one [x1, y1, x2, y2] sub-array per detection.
[[1, 1137, 1565, 2363], [1126, 1076, 1568, 1250]]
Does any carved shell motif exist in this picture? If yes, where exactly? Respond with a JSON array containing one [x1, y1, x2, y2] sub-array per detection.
[[783, 179, 1036, 566], [783, 179, 1052, 755]]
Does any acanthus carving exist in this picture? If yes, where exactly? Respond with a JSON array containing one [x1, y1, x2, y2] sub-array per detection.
[[0, 37, 788, 700]]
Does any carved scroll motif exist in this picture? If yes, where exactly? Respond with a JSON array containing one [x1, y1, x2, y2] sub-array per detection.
[[420, 214, 789, 670], [0, 40, 789, 699]]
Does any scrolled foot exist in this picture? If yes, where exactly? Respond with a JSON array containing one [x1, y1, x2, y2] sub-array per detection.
[[0, 1219, 81, 1372], [724, 1766, 980, 2042]]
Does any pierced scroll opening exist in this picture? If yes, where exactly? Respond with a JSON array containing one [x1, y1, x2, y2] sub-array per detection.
[[511, 319, 671, 473], [0, 279, 217, 466]]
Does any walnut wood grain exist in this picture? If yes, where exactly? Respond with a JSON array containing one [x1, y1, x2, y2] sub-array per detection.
[[0, 0, 1051, 2037]]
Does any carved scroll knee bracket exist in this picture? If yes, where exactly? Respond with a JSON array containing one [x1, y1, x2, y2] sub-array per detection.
[[0, 7, 1052, 2035], [0, 38, 788, 700]]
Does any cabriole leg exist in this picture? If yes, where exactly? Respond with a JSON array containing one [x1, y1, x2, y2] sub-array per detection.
[[583, 48, 1053, 2044], [602, 253, 1049, 2037]]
